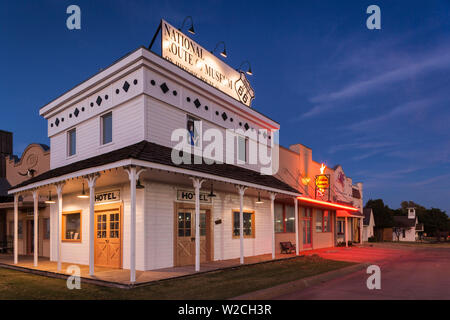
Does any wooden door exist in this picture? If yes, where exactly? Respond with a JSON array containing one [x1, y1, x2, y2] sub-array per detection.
[[176, 209, 209, 266], [94, 207, 122, 268]]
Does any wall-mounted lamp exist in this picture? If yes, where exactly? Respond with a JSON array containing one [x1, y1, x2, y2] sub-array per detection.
[[301, 177, 311, 186], [45, 190, 56, 204], [77, 182, 89, 199], [179, 16, 195, 35], [255, 192, 264, 204], [211, 41, 227, 58], [136, 179, 145, 189], [237, 60, 253, 76]]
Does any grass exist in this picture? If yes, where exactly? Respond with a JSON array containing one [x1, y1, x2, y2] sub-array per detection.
[[0, 255, 353, 300], [369, 241, 450, 248]]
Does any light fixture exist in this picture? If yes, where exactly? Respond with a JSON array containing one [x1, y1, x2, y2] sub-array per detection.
[[77, 182, 89, 199], [136, 179, 145, 189], [208, 183, 216, 198], [45, 190, 56, 204], [237, 60, 253, 75], [179, 16, 195, 35], [301, 177, 311, 186], [211, 41, 227, 58], [255, 192, 263, 204]]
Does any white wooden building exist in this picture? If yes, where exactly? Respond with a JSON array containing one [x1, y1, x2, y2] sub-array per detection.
[[8, 43, 301, 282]]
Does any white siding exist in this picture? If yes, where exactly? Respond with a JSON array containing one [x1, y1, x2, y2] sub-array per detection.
[[50, 96, 145, 169]]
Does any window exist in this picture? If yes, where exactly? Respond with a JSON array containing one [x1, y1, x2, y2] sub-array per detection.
[[187, 115, 201, 147], [67, 128, 76, 156], [285, 205, 295, 233], [275, 203, 296, 233], [44, 218, 50, 239], [337, 219, 344, 234], [233, 210, 255, 238], [316, 210, 323, 232], [62, 211, 81, 242], [101, 112, 113, 144], [316, 210, 332, 233], [274, 203, 284, 233], [238, 136, 247, 162], [9, 221, 23, 239]]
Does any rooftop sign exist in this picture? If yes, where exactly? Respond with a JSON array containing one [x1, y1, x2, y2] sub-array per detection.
[[161, 19, 254, 107]]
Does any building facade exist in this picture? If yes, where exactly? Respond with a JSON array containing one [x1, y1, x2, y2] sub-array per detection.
[[8, 21, 363, 282]]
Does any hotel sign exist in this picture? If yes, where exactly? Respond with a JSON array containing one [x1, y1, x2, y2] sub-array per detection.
[[161, 19, 255, 107], [177, 189, 212, 203], [95, 190, 120, 204]]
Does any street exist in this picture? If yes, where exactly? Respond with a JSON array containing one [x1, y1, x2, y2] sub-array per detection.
[[275, 244, 450, 300]]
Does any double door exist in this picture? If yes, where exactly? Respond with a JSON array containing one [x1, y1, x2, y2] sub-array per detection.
[[176, 209, 210, 266], [94, 206, 122, 268]]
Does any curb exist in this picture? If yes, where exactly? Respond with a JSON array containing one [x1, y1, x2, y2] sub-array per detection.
[[230, 262, 370, 300]]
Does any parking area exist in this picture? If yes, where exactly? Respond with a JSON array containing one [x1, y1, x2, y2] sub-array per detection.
[[275, 243, 450, 300]]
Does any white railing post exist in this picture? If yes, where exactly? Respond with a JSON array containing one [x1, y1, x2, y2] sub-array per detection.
[[86, 174, 99, 276], [236, 186, 247, 264], [32, 190, 39, 267], [294, 197, 299, 255], [190, 177, 204, 272], [13, 194, 18, 264], [270, 192, 277, 259], [55, 182, 65, 272]]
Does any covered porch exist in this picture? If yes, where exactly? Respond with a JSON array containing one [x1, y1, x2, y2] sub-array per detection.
[[0, 251, 297, 287], [7, 141, 301, 284]]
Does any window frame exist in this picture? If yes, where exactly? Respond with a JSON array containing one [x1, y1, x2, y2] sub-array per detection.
[[316, 209, 333, 233], [67, 128, 77, 157], [232, 210, 255, 239], [62, 211, 82, 243], [100, 112, 113, 146], [275, 203, 296, 233], [186, 114, 202, 149], [43, 218, 50, 240], [237, 135, 248, 163]]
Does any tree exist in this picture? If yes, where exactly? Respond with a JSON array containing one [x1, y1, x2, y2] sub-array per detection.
[[365, 199, 394, 228]]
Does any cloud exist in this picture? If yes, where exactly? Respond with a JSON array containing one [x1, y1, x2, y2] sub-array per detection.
[[310, 47, 450, 104]]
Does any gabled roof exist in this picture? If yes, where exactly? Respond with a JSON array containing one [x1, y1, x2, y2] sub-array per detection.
[[363, 208, 373, 225], [10, 140, 300, 195], [393, 216, 416, 228]]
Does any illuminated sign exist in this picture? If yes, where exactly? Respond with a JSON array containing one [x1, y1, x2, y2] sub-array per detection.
[[315, 163, 330, 200], [315, 175, 330, 189], [161, 19, 255, 107]]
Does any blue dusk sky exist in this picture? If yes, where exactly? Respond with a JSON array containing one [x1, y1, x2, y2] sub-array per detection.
[[1, 1, 449, 213]]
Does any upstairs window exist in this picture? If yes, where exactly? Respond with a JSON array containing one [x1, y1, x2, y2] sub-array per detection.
[[186, 115, 201, 148], [68, 128, 76, 156], [101, 112, 113, 145], [238, 136, 248, 162]]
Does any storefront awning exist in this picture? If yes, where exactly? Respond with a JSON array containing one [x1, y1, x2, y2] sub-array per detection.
[[336, 209, 363, 218], [296, 196, 360, 212]]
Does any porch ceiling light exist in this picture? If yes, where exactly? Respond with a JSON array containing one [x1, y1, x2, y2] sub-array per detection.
[[208, 183, 216, 198], [77, 182, 89, 199], [297, 196, 359, 212], [44, 190, 56, 204], [255, 192, 263, 204]]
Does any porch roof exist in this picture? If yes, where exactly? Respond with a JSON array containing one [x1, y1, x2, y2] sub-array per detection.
[[9, 140, 300, 196]]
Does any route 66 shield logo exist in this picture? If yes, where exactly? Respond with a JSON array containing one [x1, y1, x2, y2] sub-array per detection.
[[234, 72, 255, 107]]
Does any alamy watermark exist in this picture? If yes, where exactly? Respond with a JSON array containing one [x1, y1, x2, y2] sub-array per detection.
[[170, 123, 279, 175], [366, 265, 381, 290], [66, 265, 81, 290]]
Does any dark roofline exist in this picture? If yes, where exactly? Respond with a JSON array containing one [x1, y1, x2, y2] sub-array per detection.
[[10, 141, 299, 194]]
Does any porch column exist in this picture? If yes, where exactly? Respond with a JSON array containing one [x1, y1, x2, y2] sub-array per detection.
[[13, 194, 18, 264], [191, 177, 204, 272], [125, 166, 146, 283], [86, 174, 99, 276], [55, 183, 65, 272], [294, 197, 299, 255], [32, 190, 39, 267], [345, 216, 348, 247], [270, 192, 277, 259], [236, 186, 247, 264], [360, 217, 363, 244]]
